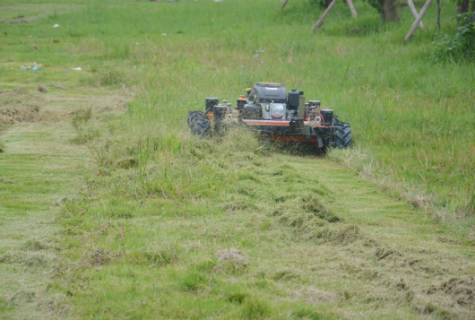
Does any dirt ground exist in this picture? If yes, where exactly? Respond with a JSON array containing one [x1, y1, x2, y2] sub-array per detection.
[[0, 89, 42, 128], [0, 87, 128, 130]]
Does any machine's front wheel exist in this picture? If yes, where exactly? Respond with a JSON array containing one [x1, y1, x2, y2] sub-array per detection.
[[188, 111, 210, 137], [335, 122, 352, 148]]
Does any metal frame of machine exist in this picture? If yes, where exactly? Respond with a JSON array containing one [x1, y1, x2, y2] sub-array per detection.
[[187, 82, 352, 152]]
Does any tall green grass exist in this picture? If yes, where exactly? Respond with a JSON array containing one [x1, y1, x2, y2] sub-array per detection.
[[91, 0, 475, 215], [2, 0, 473, 214]]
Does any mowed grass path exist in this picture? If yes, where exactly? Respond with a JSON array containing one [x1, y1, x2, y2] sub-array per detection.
[[0, 90, 124, 318], [58, 142, 475, 318], [1, 115, 474, 318], [0, 119, 86, 318]]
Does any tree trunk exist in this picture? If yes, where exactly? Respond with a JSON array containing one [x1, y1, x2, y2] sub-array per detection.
[[436, 0, 441, 30], [382, 0, 399, 21], [458, 0, 469, 13]]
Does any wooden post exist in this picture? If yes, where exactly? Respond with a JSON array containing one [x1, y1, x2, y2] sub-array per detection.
[[407, 0, 424, 28], [346, 0, 358, 18], [404, 0, 433, 42], [312, 0, 337, 31], [281, 0, 289, 9]]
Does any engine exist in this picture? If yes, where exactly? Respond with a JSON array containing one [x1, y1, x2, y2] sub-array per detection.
[[261, 102, 286, 120], [241, 82, 291, 120], [239, 82, 323, 123]]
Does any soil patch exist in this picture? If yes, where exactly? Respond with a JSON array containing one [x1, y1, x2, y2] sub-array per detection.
[[293, 286, 338, 305], [428, 277, 475, 307], [0, 90, 42, 129], [215, 248, 248, 273]]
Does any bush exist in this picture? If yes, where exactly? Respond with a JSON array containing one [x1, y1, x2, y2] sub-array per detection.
[[99, 70, 126, 87], [309, 0, 331, 8], [434, 13, 475, 62]]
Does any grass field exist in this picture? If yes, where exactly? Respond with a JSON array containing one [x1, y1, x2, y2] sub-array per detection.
[[1, 0, 474, 318]]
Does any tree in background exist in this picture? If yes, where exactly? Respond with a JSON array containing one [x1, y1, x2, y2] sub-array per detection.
[[456, 0, 475, 13], [311, 0, 398, 21], [365, 0, 399, 21], [311, 0, 333, 8], [456, 0, 475, 23]]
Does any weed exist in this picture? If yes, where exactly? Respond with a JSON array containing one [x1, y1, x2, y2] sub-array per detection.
[[272, 269, 300, 281], [89, 248, 112, 266], [99, 70, 126, 87], [194, 259, 216, 273], [290, 305, 330, 320], [0, 297, 12, 314], [179, 271, 207, 292], [126, 248, 177, 267], [22, 240, 47, 251], [466, 193, 475, 216], [71, 108, 92, 130], [226, 291, 248, 304], [70, 127, 100, 145], [240, 297, 271, 319]]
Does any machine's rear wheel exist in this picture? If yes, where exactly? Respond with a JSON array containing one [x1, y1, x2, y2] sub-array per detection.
[[335, 122, 352, 148], [188, 111, 210, 137]]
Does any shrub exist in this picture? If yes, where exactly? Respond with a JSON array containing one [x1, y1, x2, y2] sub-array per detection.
[[434, 13, 475, 62], [364, 0, 399, 22], [99, 70, 125, 87], [71, 108, 92, 129], [309, 0, 332, 8]]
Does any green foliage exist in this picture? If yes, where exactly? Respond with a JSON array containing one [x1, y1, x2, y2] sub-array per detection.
[[291, 305, 330, 319], [239, 298, 271, 319], [179, 271, 208, 292], [71, 108, 92, 130], [434, 13, 475, 62], [363, 0, 400, 21], [365, 0, 383, 13], [99, 70, 126, 87], [71, 108, 100, 144], [330, 15, 382, 36], [466, 192, 475, 216], [308, 0, 331, 8]]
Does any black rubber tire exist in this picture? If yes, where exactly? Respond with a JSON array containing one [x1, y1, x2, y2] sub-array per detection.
[[335, 122, 352, 148], [188, 111, 210, 137]]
